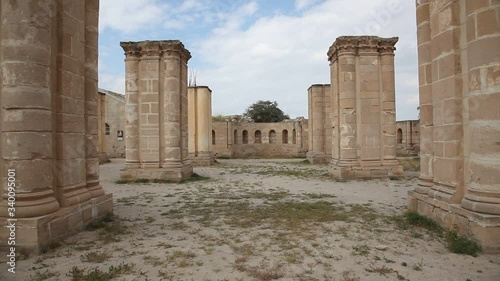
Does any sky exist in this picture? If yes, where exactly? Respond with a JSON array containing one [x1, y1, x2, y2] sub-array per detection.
[[98, 0, 419, 121]]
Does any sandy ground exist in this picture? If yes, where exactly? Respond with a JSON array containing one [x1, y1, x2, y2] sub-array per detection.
[[5, 158, 500, 281]]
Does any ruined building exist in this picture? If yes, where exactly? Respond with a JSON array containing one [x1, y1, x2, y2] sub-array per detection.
[[0, 0, 113, 252], [408, 0, 499, 252]]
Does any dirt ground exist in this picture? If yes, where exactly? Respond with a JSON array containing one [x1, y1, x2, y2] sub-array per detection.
[[8, 158, 500, 281]]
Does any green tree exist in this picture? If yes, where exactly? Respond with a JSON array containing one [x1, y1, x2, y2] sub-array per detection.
[[243, 100, 290, 123]]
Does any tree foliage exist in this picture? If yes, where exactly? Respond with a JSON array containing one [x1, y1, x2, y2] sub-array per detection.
[[243, 100, 290, 123]]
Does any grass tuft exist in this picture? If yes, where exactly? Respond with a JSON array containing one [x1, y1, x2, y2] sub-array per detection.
[[445, 229, 481, 257]]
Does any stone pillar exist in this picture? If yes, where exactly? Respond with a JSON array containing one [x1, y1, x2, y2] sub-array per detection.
[[120, 40, 193, 181], [460, 1, 500, 216], [0, 0, 112, 253], [328, 36, 403, 179], [188, 86, 214, 166], [408, 0, 500, 253], [306, 84, 331, 164]]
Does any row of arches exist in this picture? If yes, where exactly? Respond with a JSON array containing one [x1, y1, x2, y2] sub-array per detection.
[[218, 129, 297, 145]]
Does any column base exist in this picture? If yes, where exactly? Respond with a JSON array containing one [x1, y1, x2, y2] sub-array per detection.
[[98, 152, 110, 164], [330, 160, 403, 180], [0, 193, 113, 255], [408, 191, 500, 253], [120, 163, 193, 182], [306, 152, 329, 164]]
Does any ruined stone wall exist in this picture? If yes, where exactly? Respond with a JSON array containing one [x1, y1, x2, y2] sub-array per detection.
[[307, 84, 332, 164], [328, 36, 403, 179], [99, 89, 126, 158], [120, 40, 193, 181], [212, 121, 308, 158], [395, 120, 420, 152], [409, 0, 500, 253], [0, 0, 112, 253]]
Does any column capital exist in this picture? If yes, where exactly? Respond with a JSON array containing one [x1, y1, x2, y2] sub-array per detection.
[[120, 40, 192, 61], [328, 36, 399, 61]]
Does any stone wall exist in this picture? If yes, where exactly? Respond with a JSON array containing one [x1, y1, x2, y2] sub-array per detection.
[[396, 120, 420, 152], [0, 0, 112, 253], [408, 0, 500, 253], [99, 89, 126, 158], [119, 40, 193, 181], [212, 120, 308, 158], [328, 36, 403, 179], [307, 84, 332, 164]]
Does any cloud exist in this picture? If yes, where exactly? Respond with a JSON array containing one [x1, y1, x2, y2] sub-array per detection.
[[99, 74, 125, 95], [190, 0, 418, 120]]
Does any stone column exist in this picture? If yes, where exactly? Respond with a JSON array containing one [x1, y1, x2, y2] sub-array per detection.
[[306, 85, 327, 164], [0, 0, 112, 253], [188, 86, 214, 165], [120, 40, 193, 181], [85, 0, 105, 197], [328, 36, 402, 179], [0, 0, 60, 218], [461, 1, 500, 215], [122, 44, 141, 170], [415, 0, 434, 193]]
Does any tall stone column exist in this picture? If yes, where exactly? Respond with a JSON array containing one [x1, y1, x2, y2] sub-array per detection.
[[415, 0, 434, 194], [328, 36, 402, 179], [188, 86, 214, 165], [0, 0, 60, 218], [307, 85, 327, 164], [460, 1, 500, 215], [122, 45, 141, 170], [120, 40, 193, 181], [0, 0, 112, 253]]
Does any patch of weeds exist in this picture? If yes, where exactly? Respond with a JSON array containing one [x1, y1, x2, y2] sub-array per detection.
[[341, 270, 360, 281], [85, 214, 115, 231], [156, 242, 174, 249], [145, 216, 155, 223], [230, 243, 256, 256], [351, 244, 370, 256], [80, 251, 111, 263], [30, 269, 59, 281], [143, 255, 164, 267], [66, 262, 135, 281], [445, 229, 481, 257], [97, 221, 129, 243], [412, 260, 423, 271], [303, 193, 337, 199], [134, 178, 150, 183], [284, 251, 303, 264], [167, 250, 196, 267], [180, 173, 210, 183], [392, 212, 443, 235], [384, 257, 396, 263], [152, 178, 173, 184], [365, 265, 396, 276], [243, 260, 285, 281], [114, 179, 129, 184]]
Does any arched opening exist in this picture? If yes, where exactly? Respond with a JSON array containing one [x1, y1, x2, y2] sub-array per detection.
[[269, 130, 276, 144], [212, 130, 216, 145], [255, 130, 262, 144], [282, 130, 288, 144], [233, 130, 238, 144], [397, 128, 403, 144], [105, 123, 110, 135], [292, 129, 296, 144], [242, 130, 248, 144]]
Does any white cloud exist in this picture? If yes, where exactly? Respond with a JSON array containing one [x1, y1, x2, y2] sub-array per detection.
[[191, 0, 418, 120], [99, 74, 125, 95]]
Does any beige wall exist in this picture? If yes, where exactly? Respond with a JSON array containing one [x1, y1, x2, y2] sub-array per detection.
[[409, 0, 500, 253], [0, 0, 112, 253], [396, 120, 420, 151], [212, 120, 308, 158], [99, 89, 126, 158]]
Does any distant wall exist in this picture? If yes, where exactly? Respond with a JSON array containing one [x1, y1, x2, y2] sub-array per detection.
[[395, 120, 420, 152], [212, 120, 308, 158], [99, 89, 126, 158]]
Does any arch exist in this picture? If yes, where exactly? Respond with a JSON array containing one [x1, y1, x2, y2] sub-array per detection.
[[212, 130, 216, 145], [242, 130, 249, 144], [397, 128, 403, 144], [105, 123, 110, 135], [254, 130, 262, 144], [233, 129, 238, 144], [282, 129, 288, 144], [292, 129, 297, 144], [269, 130, 276, 144]]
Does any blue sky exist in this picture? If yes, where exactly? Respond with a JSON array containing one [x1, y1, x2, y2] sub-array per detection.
[[98, 0, 419, 120]]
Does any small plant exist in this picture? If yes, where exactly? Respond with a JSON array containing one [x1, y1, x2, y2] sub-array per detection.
[[114, 179, 129, 184], [351, 244, 370, 256], [134, 178, 150, 183], [30, 269, 59, 281], [145, 216, 155, 223], [80, 251, 111, 263], [67, 262, 135, 281], [445, 229, 481, 257], [180, 173, 210, 183], [412, 260, 423, 271]]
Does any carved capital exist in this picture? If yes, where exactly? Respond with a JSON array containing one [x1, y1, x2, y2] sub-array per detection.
[[327, 36, 399, 61], [119, 40, 192, 61]]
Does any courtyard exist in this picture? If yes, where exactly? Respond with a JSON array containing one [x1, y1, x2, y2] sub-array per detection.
[[11, 159, 500, 281]]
